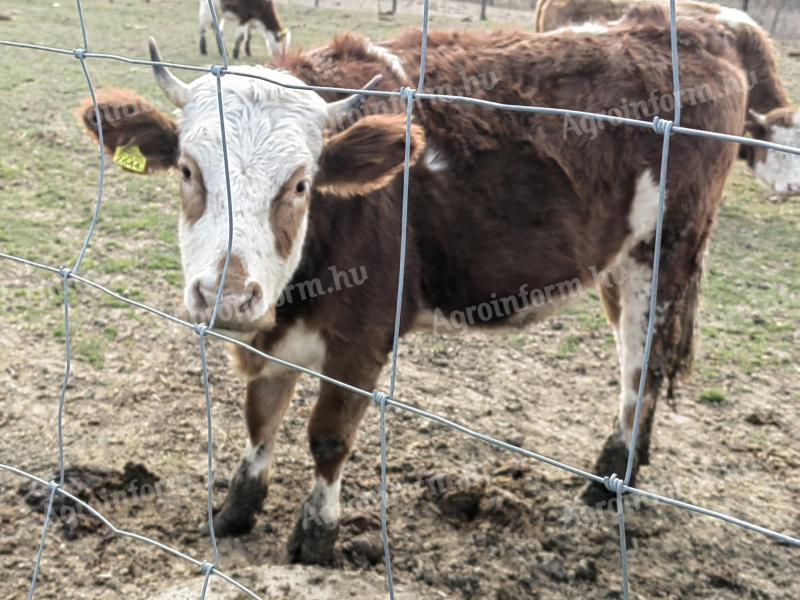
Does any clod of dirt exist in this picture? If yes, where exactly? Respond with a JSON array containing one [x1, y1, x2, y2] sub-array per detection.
[[342, 532, 384, 566], [537, 557, 567, 582], [18, 462, 160, 540], [745, 410, 781, 427], [341, 511, 380, 534], [478, 487, 534, 526], [573, 558, 597, 582]]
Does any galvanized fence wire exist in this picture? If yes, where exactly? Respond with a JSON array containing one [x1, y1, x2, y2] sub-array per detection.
[[0, 0, 799, 598]]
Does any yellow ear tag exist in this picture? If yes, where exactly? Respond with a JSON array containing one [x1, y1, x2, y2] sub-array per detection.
[[113, 145, 147, 173]]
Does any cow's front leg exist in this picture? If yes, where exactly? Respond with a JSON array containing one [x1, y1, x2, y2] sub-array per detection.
[[212, 371, 298, 537], [288, 378, 374, 564]]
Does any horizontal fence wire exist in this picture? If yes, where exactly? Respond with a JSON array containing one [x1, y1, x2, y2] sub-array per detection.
[[0, 0, 799, 598]]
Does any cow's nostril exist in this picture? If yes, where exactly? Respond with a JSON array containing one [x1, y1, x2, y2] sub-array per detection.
[[193, 280, 210, 310], [239, 282, 263, 315]]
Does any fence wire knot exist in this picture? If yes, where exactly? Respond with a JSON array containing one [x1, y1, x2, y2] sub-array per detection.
[[400, 86, 416, 104], [604, 473, 626, 495], [193, 323, 208, 337], [200, 561, 215, 576], [58, 266, 72, 280], [210, 65, 225, 78], [652, 116, 674, 136], [372, 390, 389, 408], [72, 48, 86, 60]]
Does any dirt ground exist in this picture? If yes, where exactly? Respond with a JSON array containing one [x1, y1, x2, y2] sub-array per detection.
[[0, 0, 799, 598]]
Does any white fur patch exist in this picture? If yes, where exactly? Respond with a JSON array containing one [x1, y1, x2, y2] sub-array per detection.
[[610, 169, 662, 444], [566, 22, 609, 34], [259, 320, 326, 379], [423, 146, 448, 173], [309, 475, 341, 527], [753, 113, 800, 196], [364, 42, 410, 84], [245, 440, 272, 479], [715, 6, 758, 29], [616, 258, 652, 444], [628, 170, 661, 241]]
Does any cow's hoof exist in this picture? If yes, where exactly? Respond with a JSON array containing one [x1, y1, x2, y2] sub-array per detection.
[[578, 480, 616, 507], [203, 461, 267, 537], [205, 503, 257, 538], [287, 510, 339, 564], [580, 431, 637, 507]]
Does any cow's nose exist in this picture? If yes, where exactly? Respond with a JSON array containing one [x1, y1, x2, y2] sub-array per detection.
[[191, 278, 264, 322]]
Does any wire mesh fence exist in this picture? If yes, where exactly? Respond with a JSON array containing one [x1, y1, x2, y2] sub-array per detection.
[[0, 0, 799, 598]]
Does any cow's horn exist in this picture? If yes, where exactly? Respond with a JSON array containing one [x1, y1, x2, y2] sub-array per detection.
[[326, 74, 383, 128], [748, 109, 769, 128], [149, 37, 190, 108]]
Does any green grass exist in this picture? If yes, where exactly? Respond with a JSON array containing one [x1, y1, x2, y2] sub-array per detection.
[[0, 0, 797, 389], [698, 389, 727, 405]]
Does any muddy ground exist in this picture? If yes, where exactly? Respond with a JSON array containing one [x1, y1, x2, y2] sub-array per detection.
[[0, 0, 799, 598]]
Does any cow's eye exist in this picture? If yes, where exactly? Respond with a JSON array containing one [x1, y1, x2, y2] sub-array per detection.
[[295, 179, 308, 194], [181, 165, 192, 180]]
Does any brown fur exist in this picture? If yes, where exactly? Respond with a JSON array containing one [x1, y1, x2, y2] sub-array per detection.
[[221, 0, 284, 34], [79, 89, 178, 172], [533, 0, 794, 134], [179, 154, 207, 225], [81, 15, 751, 538], [270, 166, 311, 259], [257, 17, 744, 494], [316, 116, 425, 196]]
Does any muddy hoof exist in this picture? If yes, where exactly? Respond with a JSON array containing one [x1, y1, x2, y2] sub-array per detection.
[[203, 460, 267, 538], [287, 508, 339, 564], [578, 479, 616, 507], [206, 503, 257, 538]]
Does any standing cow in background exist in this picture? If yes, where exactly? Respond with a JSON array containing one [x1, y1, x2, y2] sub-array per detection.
[[78, 7, 798, 563], [534, 0, 800, 200], [199, 0, 290, 59]]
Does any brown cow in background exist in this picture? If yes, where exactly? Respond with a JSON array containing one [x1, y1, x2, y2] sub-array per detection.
[[534, 0, 800, 200]]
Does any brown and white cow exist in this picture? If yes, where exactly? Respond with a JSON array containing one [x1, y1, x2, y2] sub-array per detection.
[[199, 0, 290, 59], [80, 7, 770, 563], [535, 0, 800, 200]]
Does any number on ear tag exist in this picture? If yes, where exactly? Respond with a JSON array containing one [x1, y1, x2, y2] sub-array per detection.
[[113, 145, 147, 173]]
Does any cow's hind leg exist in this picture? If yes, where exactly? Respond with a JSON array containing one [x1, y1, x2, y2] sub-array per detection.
[[288, 366, 378, 564], [580, 250, 664, 505], [211, 372, 298, 536], [581, 241, 704, 506]]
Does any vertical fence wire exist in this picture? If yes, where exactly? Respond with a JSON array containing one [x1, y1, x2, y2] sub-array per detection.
[[378, 1, 432, 595], [614, 2, 680, 596], [195, 7, 237, 594], [1, 0, 799, 598]]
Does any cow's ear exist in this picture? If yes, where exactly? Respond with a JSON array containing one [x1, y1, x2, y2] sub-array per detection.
[[78, 88, 179, 173], [315, 115, 425, 197]]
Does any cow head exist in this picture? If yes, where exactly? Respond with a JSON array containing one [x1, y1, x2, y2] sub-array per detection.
[[742, 108, 800, 199], [80, 38, 424, 333], [268, 28, 291, 56]]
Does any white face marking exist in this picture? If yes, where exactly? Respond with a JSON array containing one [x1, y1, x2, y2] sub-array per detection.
[[245, 440, 273, 479], [309, 475, 341, 527], [423, 146, 448, 173], [715, 6, 758, 29], [176, 68, 328, 322], [259, 320, 326, 379], [364, 42, 410, 83], [752, 113, 800, 196]]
